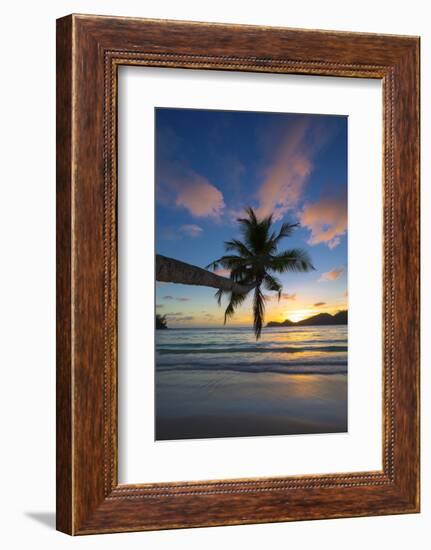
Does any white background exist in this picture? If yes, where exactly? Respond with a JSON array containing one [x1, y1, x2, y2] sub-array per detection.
[[119, 67, 382, 483], [0, 1, 428, 548]]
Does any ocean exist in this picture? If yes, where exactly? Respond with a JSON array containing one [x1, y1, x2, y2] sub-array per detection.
[[155, 326, 348, 440]]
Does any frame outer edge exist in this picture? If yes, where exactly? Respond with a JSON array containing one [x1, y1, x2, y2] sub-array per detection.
[[56, 14, 420, 535], [56, 14, 74, 535], [392, 39, 420, 510]]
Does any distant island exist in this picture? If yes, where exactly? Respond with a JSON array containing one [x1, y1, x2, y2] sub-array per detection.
[[266, 310, 347, 327]]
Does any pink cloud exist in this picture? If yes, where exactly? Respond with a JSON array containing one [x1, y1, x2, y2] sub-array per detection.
[[319, 267, 344, 282], [175, 175, 225, 218], [179, 224, 203, 238], [255, 119, 313, 221], [299, 196, 347, 249], [156, 138, 225, 219]]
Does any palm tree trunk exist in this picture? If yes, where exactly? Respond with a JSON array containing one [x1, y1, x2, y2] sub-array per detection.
[[156, 254, 255, 295]]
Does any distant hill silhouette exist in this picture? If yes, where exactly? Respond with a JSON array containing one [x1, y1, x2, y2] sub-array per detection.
[[266, 310, 347, 327]]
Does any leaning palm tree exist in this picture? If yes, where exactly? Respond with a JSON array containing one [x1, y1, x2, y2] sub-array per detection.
[[207, 207, 314, 339], [156, 254, 255, 295]]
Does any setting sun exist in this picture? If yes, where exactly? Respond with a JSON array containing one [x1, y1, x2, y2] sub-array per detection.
[[287, 310, 315, 323]]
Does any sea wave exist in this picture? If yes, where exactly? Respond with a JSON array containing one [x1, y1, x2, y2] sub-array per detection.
[[158, 339, 347, 347], [157, 345, 347, 355], [156, 361, 347, 375]]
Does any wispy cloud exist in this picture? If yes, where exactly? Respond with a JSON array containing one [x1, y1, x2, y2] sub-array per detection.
[[281, 293, 296, 300], [161, 224, 204, 240], [166, 313, 194, 322], [156, 304, 164, 309], [160, 226, 181, 241], [179, 224, 203, 238], [314, 301, 326, 307], [318, 268, 344, 282], [300, 195, 347, 249], [255, 119, 315, 221], [163, 295, 191, 302], [264, 292, 296, 302]]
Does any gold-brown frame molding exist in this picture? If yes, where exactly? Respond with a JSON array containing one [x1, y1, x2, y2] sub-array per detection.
[[56, 14, 420, 534]]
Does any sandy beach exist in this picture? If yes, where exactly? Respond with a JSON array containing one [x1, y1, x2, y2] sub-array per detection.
[[156, 372, 347, 440]]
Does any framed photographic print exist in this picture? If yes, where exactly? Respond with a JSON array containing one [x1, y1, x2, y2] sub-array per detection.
[[56, 14, 420, 535], [153, 107, 348, 442]]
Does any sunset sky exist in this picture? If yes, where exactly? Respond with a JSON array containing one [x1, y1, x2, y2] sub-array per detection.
[[155, 107, 347, 327]]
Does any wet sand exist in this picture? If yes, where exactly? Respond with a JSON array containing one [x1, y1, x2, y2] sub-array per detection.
[[156, 371, 347, 440]]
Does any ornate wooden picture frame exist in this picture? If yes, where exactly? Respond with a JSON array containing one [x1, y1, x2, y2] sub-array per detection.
[[56, 14, 420, 535]]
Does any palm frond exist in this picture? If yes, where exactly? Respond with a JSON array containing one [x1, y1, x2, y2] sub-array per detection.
[[224, 291, 248, 323], [263, 273, 282, 300], [214, 288, 225, 306], [237, 218, 257, 252], [237, 206, 257, 226], [252, 285, 266, 339], [277, 221, 299, 239], [237, 207, 274, 254], [224, 239, 253, 258], [266, 222, 299, 253], [206, 260, 221, 271], [270, 249, 315, 273], [206, 255, 248, 271], [229, 266, 253, 284], [261, 214, 273, 237]]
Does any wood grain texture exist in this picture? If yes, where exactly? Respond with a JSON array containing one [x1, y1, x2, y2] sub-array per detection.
[[56, 14, 420, 535], [56, 16, 73, 535]]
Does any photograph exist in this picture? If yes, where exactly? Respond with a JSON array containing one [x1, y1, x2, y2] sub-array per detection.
[[155, 107, 348, 440]]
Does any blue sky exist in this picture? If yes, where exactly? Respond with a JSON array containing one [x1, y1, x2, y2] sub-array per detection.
[[155, 107, 347, 327]]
